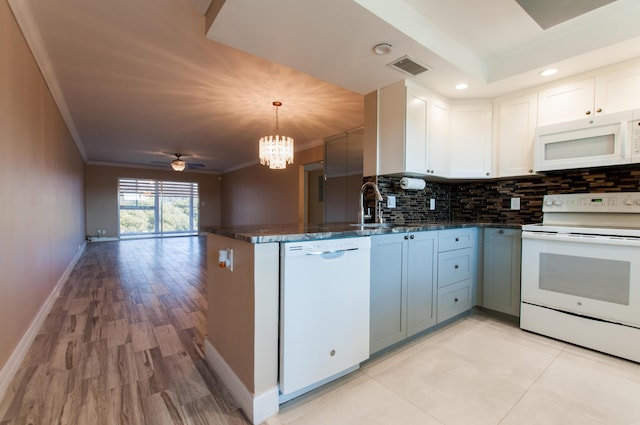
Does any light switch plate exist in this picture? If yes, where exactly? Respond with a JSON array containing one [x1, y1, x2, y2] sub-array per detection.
[[429, 198, 436, 210], [387, 195, 396, 208], [510, 197, 521, 210]]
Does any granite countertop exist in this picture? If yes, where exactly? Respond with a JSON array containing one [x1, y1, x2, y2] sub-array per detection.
[[202, 222, 522, 243]]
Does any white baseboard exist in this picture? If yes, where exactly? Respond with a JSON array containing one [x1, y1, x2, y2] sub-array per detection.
[[204, 340, 279, 424], [0, 241, 86, 401]]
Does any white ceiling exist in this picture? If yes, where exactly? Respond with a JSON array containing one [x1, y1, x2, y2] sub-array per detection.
[[9, 0, 640, 173]]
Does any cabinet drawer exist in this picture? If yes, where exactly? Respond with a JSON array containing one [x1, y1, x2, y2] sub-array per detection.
[[437, 280, 472, 323], [438, 228, 474, 252], [438, 248, 472, 288]]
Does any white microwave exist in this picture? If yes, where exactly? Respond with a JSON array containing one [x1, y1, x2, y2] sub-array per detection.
[[534, 110, 639, 172]]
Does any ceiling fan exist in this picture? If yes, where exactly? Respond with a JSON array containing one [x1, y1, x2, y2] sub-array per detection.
[[150, 153, 205, 172]]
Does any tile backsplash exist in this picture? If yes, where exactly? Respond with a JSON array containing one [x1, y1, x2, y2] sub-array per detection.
[[369, 164, 640, 225]]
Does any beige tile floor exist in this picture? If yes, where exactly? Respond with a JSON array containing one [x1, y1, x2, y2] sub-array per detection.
[[267, 313, 640, 425]]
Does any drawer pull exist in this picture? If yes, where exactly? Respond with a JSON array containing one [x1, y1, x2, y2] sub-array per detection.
[[454, 264, 459, 269], [455, 237, 460, 242], [454, 298, 459, 303], [498, 229, 504, 234], [330, 349, 336, 357]]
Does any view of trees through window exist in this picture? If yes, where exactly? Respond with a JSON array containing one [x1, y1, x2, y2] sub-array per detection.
[[118, 179, 199, 237]]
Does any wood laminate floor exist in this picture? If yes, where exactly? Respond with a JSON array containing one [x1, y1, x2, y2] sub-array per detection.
[[0, 236, 251, 425]]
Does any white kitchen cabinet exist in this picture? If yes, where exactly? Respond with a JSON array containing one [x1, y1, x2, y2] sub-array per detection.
[[496, 93, 538, 177], [538, 65, 640, 126], [448, 103, 493, 178], [370, 231, 438, 354], [537, 78, 594, 126], [376, 80, 428, 175], [364, 80, 448, 177], [594, 65, 640, 114], [428, 99, 449, 177], [482, 227, 521, 316], [436, 228, 477, 323]]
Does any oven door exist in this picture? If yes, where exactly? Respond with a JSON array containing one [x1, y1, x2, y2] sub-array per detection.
[[521, 231, 640, 327]]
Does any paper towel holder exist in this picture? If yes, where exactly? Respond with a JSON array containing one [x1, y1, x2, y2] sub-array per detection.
[[400, 177, 426, 190]]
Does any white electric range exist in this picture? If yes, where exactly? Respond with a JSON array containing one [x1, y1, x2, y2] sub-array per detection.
[[521, 192, 640, 362]]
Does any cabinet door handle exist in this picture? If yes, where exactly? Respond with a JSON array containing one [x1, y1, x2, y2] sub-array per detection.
[[454, 264, 459, 269], [585, 110, 592, 115], [498, 229, 504, 234], [410, 235, 415, 239], [454, 298, 459, 302], [596, 107, 602, 113], [455, 237, 460, 242], [404, 235, 409, 240]]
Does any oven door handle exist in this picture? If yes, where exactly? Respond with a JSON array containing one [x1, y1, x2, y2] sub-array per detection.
[[522, 231, 640, 247]]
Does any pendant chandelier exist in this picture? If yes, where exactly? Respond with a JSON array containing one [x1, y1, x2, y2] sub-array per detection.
[[259, 101, 294, 169]]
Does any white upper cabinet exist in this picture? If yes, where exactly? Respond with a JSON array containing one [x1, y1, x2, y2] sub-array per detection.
[[368, 80, 428, 176], [537, 78, 594, 126], [496, 93, 538, 177], [538, 64, 640, 126], [594, 66, 640, 115], [364, 80, 449, 177], [428, 99, 449, 177], [362, 59, 640, 180], [448, 103, 493, 178]]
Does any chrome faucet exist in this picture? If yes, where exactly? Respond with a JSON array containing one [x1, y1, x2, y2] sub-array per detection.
[[358, 182, 384, 224]]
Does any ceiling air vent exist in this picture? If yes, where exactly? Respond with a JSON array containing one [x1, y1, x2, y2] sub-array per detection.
[[388, 55, 430, 77]]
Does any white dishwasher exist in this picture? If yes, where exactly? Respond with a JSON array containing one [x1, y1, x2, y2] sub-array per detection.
[[279, 236, 370, 401]]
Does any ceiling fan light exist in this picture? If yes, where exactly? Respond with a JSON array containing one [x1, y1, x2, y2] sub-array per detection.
[[171, 159, 186, 171]]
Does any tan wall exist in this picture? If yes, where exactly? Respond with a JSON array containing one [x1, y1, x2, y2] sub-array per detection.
[[207, 234, 280, 394], [85, 165, 222, 238], [0, 1, 86, 370], [221, 145, 323, 226]]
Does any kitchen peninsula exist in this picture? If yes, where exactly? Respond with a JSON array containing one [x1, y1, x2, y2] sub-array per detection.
[[203, 221, 521, 424]]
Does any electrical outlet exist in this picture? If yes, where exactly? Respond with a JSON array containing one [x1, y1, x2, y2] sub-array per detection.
[[387, 195, 396, 208], [510, 197, 521, 210]]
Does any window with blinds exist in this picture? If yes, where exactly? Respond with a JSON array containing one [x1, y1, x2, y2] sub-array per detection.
[[118, 178, 199, 237]]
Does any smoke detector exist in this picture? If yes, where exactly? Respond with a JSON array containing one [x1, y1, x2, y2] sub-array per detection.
[[388, 55, 430, 77]]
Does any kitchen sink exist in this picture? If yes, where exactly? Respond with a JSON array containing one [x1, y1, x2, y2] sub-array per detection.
[[349, 222, 395, 228]]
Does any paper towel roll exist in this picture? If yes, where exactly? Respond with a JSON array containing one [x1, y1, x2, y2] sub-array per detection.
[[400, 177, 426, 190]]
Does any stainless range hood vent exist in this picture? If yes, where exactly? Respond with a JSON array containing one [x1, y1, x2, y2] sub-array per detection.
[[388, 55, 430, 76]]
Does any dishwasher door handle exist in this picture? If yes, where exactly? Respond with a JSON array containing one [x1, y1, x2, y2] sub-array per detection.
[[305, 247, 359, 256]]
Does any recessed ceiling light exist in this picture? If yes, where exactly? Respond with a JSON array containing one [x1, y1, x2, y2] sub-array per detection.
[[372, 43, 393, 55], [455, 83, 468, 90], [541, 68, 558, 77]]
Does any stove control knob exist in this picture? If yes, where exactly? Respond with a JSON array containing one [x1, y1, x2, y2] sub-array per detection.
[[636, 199, 640, 206], [545, 199, 554, 206], [553, 199, 563, 206], [623, 198, 635, 206]]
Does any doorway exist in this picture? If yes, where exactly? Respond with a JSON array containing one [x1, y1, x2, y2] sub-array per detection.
[[304, 162, 324, 226]]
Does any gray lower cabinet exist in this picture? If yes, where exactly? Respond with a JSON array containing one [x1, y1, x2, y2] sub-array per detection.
[[437, 228, 477, 323], [482, 227, 522, 316], [370, 232, 437, 354]]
